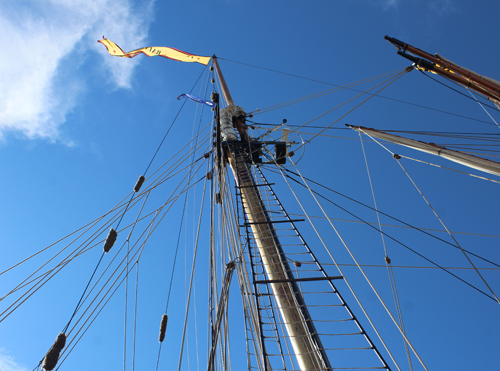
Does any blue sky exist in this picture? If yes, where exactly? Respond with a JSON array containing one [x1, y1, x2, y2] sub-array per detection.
[[1, 1, 500, 371]]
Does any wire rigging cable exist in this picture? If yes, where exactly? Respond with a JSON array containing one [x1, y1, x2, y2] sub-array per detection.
[[392, 156, 500, 305], [359, 133, 413, 370], [55, 158, 211, 369], [417, 68, 500, 115], [156, 73, 213, 370], [264, 165, 500, 301], [221, 57, 497, 126], [273, 159, 405, 371], [272, 167, 500, 268]]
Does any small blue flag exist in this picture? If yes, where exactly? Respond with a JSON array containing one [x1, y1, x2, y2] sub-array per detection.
[[177, 93, 216, 107]]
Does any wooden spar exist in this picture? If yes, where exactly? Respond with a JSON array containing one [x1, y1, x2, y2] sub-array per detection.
[[434, 53, 500, 89], [208, 263, 235, 371], [213, 57, 234, 106], [212, 57, 331, 370], [347, 124, 500, 177], [385, 36, 500, 104]]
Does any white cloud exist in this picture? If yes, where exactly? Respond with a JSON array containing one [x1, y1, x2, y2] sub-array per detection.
[[428, 0, 456, 15], [381, 0, 398, 9], [0, 350, 27, 371], [0, 0, 154, 142], [367, 0, 399, 10], [371, 0, 457, 13]]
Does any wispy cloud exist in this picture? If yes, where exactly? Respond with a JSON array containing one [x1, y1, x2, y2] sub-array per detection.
[[428, 0, 456, 15], [380, 0, 398, 10], [0, 350, 27, 371], [0, 0, 154, 142], [372, 0, 457, 13]]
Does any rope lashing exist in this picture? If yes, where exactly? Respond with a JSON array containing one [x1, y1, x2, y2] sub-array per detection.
[[159, 314, 168, 342], [42, 333, 66, 370], [103, 228, 117, 253], [134, 175, 146, 193], [220, 104, 246, 141]]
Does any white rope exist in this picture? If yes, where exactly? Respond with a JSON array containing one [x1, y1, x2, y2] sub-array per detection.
[[278, 160, 402, 370], [357, 128, 500, 184], [359, 128, 500, 305], [359, 133, 413, 370], [398, 154, 500, 184], [288, 213, 500, 238], [132, 260, 139, 371], [284, 70, 409, 154], [285, 157, 430, 371], [177, 174, 209, 371], [466, 88, 500, 129], [393, 157, 500, 305]]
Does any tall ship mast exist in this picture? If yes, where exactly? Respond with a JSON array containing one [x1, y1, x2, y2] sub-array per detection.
[[1, 35, 499, 371]]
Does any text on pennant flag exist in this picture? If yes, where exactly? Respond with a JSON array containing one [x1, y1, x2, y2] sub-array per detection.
[[98, 38, 211, 65]]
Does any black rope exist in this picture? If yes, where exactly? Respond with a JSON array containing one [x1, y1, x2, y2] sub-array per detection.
[[114, 64, 209, 231], [32, 360, 42, 371], [155, 63, 213, 371], [220, 57, 496, 126], [417, 69, 500, 114], [144, 64, 210, 176], [267, 165, 498, 302], [277, 166, 500, 268], [62, 251, 106, 333]]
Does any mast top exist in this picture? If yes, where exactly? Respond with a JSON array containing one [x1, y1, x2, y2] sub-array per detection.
[[212, 56, 234, 106]]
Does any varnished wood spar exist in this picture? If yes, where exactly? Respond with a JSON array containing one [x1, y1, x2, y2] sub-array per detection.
[[385, 36, 500, 104], [213, 57, 331, 370], [213, 57, 234, 105]]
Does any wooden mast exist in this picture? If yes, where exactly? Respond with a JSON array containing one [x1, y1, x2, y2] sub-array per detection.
[[213, 56, 332, 370]]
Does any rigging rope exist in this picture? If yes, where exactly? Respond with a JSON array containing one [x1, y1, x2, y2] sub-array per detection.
[[267, 165, 499, 301], [359, 132, 413, 370], [220, 57, 499, 127], [396, 153, 500, 184], [276, 158, 405, 371], [61, 252, 105, 333], [393, 157, 500, 305], [132, 260, 139, 371], [177, 174, 209, 371], [354, 130, 500, 303], [286, 69, 410, 154], [289, 157, 433, 370], [45, 151, 210, 369], [1, 129, 213, 323], [466, 88, 500, 129], [249, 70, 404, 117], [57, 161, 210, 367], [288, 213, 500, 239], [417, 68, 500, 115], [274, 167, 500, 267]]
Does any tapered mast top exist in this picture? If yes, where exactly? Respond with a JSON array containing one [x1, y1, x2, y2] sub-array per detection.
[[212, 56, 234, 106]]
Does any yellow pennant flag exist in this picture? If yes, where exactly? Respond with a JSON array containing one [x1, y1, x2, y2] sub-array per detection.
[[98, 37, 211, 65]]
